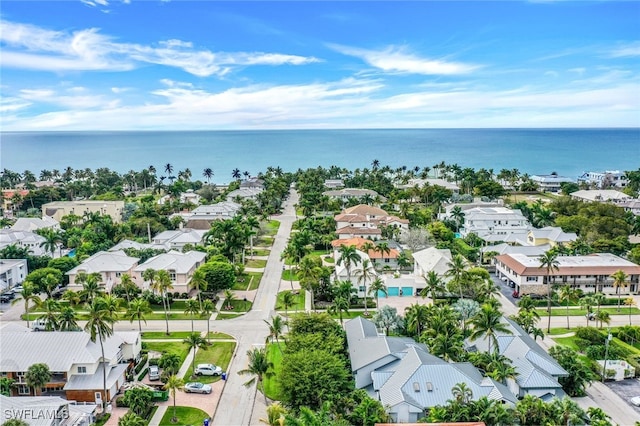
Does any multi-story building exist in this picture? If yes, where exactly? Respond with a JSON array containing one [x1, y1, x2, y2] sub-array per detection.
[[41, 201, 125, 223], [578, 170, 628, 189], [530, 174, 575, 193], [458, 206, 531, 242], [66, 251, 139, 292], [134, 250, 206, 293], [0, 259, 28, 291]]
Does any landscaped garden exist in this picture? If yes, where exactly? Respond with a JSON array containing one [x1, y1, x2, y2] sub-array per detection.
[[275, 290, 305, 313], [160, 406, 210, 425], [182, 341, 236, 384]]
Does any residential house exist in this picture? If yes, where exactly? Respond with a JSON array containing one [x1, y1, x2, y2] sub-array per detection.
[[617, 199, 640, 216], [226, 187, 263, 202], [578, 170, 628, 189], [530, 174, 575, 193], [466, 318, 568, 400], [481, 243, 551, 259], [333, 247, 374, 299], [331, 237, 401, 271], [10, 217, 60, 232], [0, 323, 141, 404], [412, 247, 453, 280], [438, 201, 503, 221], [335, 205, 409, 241], [324, 179, 344, 189], [0, 259, 28, 291], [345, 317, 517, 423], [524, 227, 577, 248], [134, 250, 206, 293], [183, 201, 241, 229], [151, 228, 207, 251], [323, 188, 387, 204], [41, 201, 125, 223], [108, 239, 156, 252], [570, 189, 631, 203], [495, 253, 640, 296], [398, 178, 460, 194], [458, 206, 531, 243], [0, 229, 49, 257], [240, 177, 264, 189], [66, 251, 140, 292], [0, 395, 97, 426], [157, 189, 202, 206], [1, 189, 30, 216]]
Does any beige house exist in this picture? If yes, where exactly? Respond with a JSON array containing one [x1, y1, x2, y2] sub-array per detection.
[[42, 201, 125, 223], [334, 204, 409, 241], [66, 251, 140, 292], [524, 227, 577, 248], [134, 250, 206, 293]]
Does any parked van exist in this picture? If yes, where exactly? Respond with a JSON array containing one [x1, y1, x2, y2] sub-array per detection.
[[148, 365, 161, 381], [32, 319, 49, 331]]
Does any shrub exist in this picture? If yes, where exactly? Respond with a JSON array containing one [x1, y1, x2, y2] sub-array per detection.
[[585, 344, 625, 360], [137, 368, 148, 382], [625, 356, 640, 377], [575, 327, 606, 344], [134, 355, 148, 374], [181, 292, 189, 299], [573, 338, 591, 349], [148, 358, 159, 366], [115, 396, 129, 408], [173, 292, 180, 299], [616, 326, 640, 344]]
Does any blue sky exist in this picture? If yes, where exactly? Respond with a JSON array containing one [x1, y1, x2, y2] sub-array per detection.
[[1, 1, 639, 130]]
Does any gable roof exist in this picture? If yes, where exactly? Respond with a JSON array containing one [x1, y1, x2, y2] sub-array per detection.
[[66, 250, 139, 275], [412, 247, 453, 276], [528, 227, 577, 243], [135, 250, 205, 274], [10, 217, 59, 232], [343, 204, 389, 216]]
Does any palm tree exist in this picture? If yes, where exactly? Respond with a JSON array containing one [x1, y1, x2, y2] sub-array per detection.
[[232, 168, 242, 180], [183, 332, 209, 377], [558, 286, 578, 330], [624, 297, 636, 325], [611, 270, 628, 312], [184, 299, 200, 333], [539, 250, 559, 333], [200, 299, 216, 342], [38, 228, 63, 257], [58, 306, 79, 331], [25, 363, 51, 396], [336, 244, 362, 282], [78, 272, 104, 302], [354, 259, 376, 315], [153, 270, 173, 335], [405, 303, 430, 338], [580, 295, 597, 326], [446, 254, 467, 300], [264, 316, 285, 353], [451, 382, 473, 404], [470, 304, 511, 354], [450, 206, 465, 233], [202, 168, 214, 184], [223, 289, 236, 310], [328, 295, 351, 325], [595, 311, 610, 329], [36, 298, 60, 331], [84, 297, 116, 410], [280, 291, 296, 320], [12, 282, 41, 328], [375, 242, 391, 266], [238, 347, 274, 405], [421, 271, 444, 303], [190, 268, 207, 308], [117, 412, 146, 426], [164, 375, 184, 423], [125, 299, 152, 332], [259, 402, 287, 426], [368, 278, 387, 309]]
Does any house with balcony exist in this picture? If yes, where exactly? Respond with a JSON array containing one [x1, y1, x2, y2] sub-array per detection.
[[0, 229, 49, 257], [134, 250, 206, 293], [458, 206, 531, 243], [66, 251, 139, 292], [331, 237, 401, 271], [0, 395, 97, 426], [0, 323, 140, 405], [466, 318, 568, 400], [345, 317, 517, 423], [183, 201, 241, 229], [41, 201, 125, 223], [335, 205, 409, 241], [151, 228, 207, 251], [578, 170, 628, 189], [157, 189, 202, 207], [495, 253, 640, 296], [0, 259, 28, 291], [530, 174, 574, 193]]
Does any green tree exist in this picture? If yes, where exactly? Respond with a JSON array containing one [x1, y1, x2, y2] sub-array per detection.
[[197, 261, 236, 292], [152, 269, 173, 335], [539, 250, 559, 333], [25, 363, 51, 396], [264, 316, 285, 353], [0, 377, 15, 397], [184, 332, 209, 377], [125, 299, 152, 332], [163, 375, 184, 423], [200, 299, 216, 342], [354, 259, 376, 315], [470, 304, 511, 354], [336, 244, 362, 282], [11, 282, 41, 328], [368, 278, 387, 310], [238, 347, 274, 405], [446, 254, 467, 300], [35, 298, 60, 331], [2, 419, 30, 426], [558, 286, 579, 330], [280, 291, 296, 319], [404, 303, 430, 338], [328, 294, 351, 325], [84, 296, 116, 409], [549, 345, 596, 396], [259, 402, 287, 426], [122, 387, 154, 417], [158, 353, 182, 376], [421, 271, 445, 303], [610, 269, 628, 312], [117, 412, 146, 426], [184, 299, 200, 333], [24, 267, 63, 297], [372, 305, 403, 336]]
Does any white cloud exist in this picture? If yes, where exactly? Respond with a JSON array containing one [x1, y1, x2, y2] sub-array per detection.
[[0, 97, 31, 113], [0, 19, 320, 77], [330, 44, 480, 75], [609, 41, 640, 58]]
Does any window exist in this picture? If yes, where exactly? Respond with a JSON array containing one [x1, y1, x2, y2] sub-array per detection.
[[169, 270, 177, 281], [359, 286, 365, 292], [526, 277, 538, 282], [115, 272, 122, 277], [17, 384, 29, 395], [77, 366, 87, 374]]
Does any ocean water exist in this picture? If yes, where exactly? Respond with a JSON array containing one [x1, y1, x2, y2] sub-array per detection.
[[1, 129, 638, 185]]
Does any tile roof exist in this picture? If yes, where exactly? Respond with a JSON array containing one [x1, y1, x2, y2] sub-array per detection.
[[336, 226, 382, 235], [343, 204, 389, 216]]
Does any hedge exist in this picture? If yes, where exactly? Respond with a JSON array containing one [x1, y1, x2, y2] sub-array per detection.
[[134, 355, 148, 374], [137, 368, 148, 382]]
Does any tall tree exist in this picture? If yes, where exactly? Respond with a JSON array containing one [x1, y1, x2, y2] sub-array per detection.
[[280, 291, 296, 320], [446, 254, 467, 300], [368, 278, 387, 310], [25, 363, 51, 396], [84, 297, 116, 410], [184, 299, 201, 333], [58, 306, 79, 331], [163, 375, 184, 423], [610, 270, 628, 312], [336, 244, 362, 282], [264, 315, 285, 353], [202, 168, 214, 184], [238, 347, 274, 405], [153, 269, 173, 335], [539, 250, 559, 333], [200, 299, 216, 343], [125, 299, 152, 332], [184, 332, 209, 377], [421, 271, 444, 303], [354, 259, 376, 316], [470, 304, 511, 354], [11, 282, 41, 328], [558, 286, 579, 330]]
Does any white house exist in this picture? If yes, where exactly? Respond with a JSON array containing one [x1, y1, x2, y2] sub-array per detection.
[[323, 188, 386, 203], [151, 228, 207, 251], [226, 187, 263, 202], [458, 206, 531, 242], [0, 323, 141, 404], [0, 395, 97, 426], [495, 253, 640, 296], [570, 189, 631, 203], [335, 205, 409, 240], [0, 229, 49, 257], [184, 201, 241, 229], [66, 251, 140, 292], [530, 174, 575, 193], [157, 189, 202, 206], [10, 217, 60, 232], [578, 170, 628, 189], [0, 259, 28, 291], [134, 250, 206, 293], [398, 178, 460, 194]]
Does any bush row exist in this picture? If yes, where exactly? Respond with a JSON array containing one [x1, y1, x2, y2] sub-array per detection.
[[134, 355, 148, 374], [137, 368, 148, 382]]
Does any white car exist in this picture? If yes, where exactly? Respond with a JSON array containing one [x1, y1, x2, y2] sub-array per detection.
[[631, 396, 640, 407], [195, 363, 222, 376], [184, 382, 212, 394], [148, 365, 161, 381]]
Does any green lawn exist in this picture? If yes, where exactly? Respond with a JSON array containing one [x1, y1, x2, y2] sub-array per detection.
[[215, 313, 243, 320], [248, 248, 270, 257], [246, 272, 262, 290], [275, 290, 306, 312], [263, 343, 284, 401], [323, 256, 335, 264], [220, 299, 252, 313], [552, 336, 580, 351], [142, 331, 195, 340], [257, 236, 274, 246], [547, 328, 574, 336], [144, 341, 190, 364], [282, 269, 299, 281], [326, 310, 365, 321], [160, 406, 210, 426], [536, 307, 640, 317], [265, 220, 280, 235], [206, 332, 234, 340], [182, 341, 236, 383], [245, 259, 267, 268], [24, 311, 194, 321], [233, 272, 263, 291]]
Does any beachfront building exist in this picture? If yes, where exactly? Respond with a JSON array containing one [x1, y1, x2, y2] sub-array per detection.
[[151, 228, 207, 251], [0, 394, 97, 426], [157, 189, 202, 207], [41, 201, 125, 223], [66, 251, 140, 292], [134, 250, 206, 293], [495, 253, 640, 296], [466, 317, 568, 400], [0, 259, 28, 292], [458, 206, 531, 243], [530, 174, 575, 193], [345, 317, 517, 423], [240, 177, 264, 189], [10, 216, 60, 232], [438, 201, 503, 221], [0, 323, 140, 405], [324, 179, 344, 189], [578, 170, 628, 189], [570, 189, 631, 203], [182, 201, 241, 229]]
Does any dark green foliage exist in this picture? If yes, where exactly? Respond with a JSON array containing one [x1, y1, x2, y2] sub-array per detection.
[[198, 261, 235, 292], [549, 345, 596, 396], [123, 387, 154, 417], [574, 327, 606, 344], [47, 256, 79, 274]]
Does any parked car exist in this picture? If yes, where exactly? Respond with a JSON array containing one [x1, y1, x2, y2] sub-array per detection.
[[148, 365, 161, 381], [12, 286, 23, 293], [195, 363, 222, 376], [31, 319, 49, 331], [512, 291, 519, 298], [586, 312, 596, 321], [528, 294, 546, 300], [184, 382, 212, 394], [631, 396, 640, 407], [0, 292, 14, 303]]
